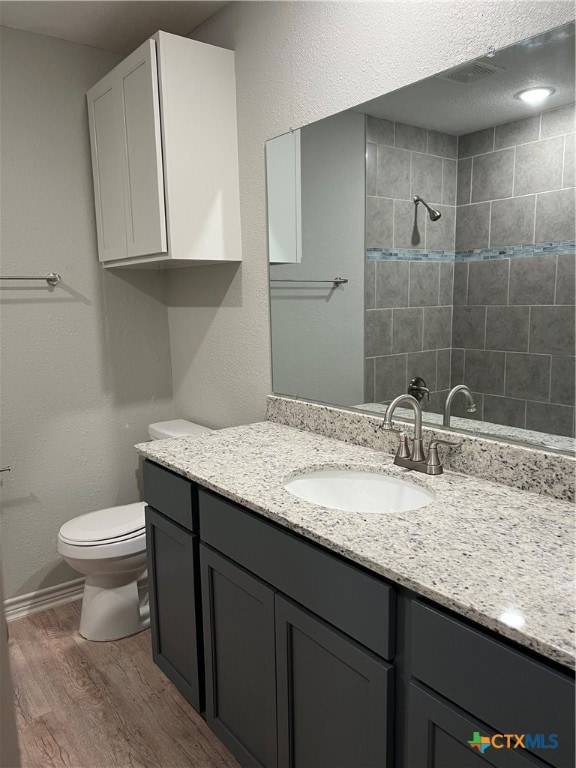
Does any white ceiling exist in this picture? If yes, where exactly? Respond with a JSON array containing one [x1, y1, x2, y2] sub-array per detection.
[[0, 1, 228, 54], [354, 22, 575, 135]]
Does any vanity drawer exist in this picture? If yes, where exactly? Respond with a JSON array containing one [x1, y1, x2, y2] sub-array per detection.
[[143, 460, 198, 532], [410, 600, 575, 768], [199, 489, 394, 659]]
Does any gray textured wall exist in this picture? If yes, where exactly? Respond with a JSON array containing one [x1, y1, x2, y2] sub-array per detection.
[[0, 28, 174, 600], [169, 0, 575, 429]]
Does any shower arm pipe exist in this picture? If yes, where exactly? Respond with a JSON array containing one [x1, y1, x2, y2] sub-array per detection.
[[0, 272, 61, 286], [413, 195, 441, 221]]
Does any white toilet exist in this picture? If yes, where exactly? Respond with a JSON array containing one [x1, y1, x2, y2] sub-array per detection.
[[57, 420, 212, 642]]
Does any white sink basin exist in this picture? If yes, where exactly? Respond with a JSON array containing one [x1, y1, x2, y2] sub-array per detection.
[[284, 469, 434, 514]]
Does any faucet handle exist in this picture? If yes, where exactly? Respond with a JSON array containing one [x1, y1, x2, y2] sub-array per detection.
[[426, 438, 462, 474]]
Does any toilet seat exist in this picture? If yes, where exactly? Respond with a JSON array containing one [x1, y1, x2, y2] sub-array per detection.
[[59, 502, 146, 545]]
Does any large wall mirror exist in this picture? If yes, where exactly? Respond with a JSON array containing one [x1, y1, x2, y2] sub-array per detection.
[[268, 21, 575, 455]]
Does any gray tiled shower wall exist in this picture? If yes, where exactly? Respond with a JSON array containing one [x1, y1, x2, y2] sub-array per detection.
[[365, 117, 456, 407], [364, 106, 575, 437]]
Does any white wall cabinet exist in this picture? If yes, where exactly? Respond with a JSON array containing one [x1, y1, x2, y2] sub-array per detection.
[[87, 32, 242, 268], [266, 130, 302, 264]]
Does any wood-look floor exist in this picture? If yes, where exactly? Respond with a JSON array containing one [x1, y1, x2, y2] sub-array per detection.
[[7, 601, 240, 768]]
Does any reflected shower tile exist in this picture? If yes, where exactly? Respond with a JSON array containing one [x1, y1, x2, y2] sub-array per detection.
[[407, 350, 437, 392], [409, 262, 439, 306], [366, 142, 377, 195], [485, 306, 529, 352], [456, 157, 472, 205], [490, 196, 535, 247], [366, 196, 393, 248], [392, 307, 423, 353], [509, 254, 556, 305], [439, 262, 454, 306], [495, 115, 540, 149], [426, 206, 455, 251], [422, 307, 452, 350], [452, 305, 486, 349], [365, 260, 375, 310], [556, 253, 576, 305], [428, 130, 457, 159], [455, 203, 490, 251], [395, 122, 427, 152], [535, 188, 576, 243], [563, 133, 575, 188], [529, 306, 575, 356], [436, 349, 451, 390], [526, 401, 575, 437], [551, 356, 576, 406], [452, 262, 468, 305], [411, 152, 443, 203], [467, 259, 509, 306], [458, 127, 494, 158], [471, 148, 514, 202], [365, 309, 393, 357], [442, 159, 457, 205], [541, 104, 576, 138], [514, 137, 564, 196], [465, 350, 505, 395], [376, 260, 409, 308], [483, 395, 526, 428], [450, 348, 465, 385], [394, 200, 422, 248], [505, 353, 550, 402], [377, 145, 411, 199], [366, 115, 394, 146], [375, 354, 407, 402], [364, 358, 375, 403]]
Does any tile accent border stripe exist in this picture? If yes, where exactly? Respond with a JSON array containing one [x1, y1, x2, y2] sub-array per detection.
[[367, 240, 575, 262], [266, 395, 575, 502]]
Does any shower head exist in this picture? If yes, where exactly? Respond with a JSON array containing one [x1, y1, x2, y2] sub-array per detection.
[[414, 195, 442, 221]]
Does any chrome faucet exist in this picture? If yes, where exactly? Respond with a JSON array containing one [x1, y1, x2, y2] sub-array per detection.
[[383, 393, 461, 475], [443, 385, 477, 427]]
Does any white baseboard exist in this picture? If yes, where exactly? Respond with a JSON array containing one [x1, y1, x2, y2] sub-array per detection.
[[4, 578, 85, 622]]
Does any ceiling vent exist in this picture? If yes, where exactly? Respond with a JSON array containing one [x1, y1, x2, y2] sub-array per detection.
[[436, 62, 505, 85]]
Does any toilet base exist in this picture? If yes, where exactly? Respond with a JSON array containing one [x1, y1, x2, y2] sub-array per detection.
[[79, 572, 150, 642]]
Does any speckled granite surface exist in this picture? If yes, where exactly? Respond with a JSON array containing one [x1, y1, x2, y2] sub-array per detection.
[[268, 396, 576, 503], [136, 421, 575, 670]]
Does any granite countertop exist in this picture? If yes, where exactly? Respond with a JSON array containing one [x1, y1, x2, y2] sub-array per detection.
[[135, 421, 575, 670]]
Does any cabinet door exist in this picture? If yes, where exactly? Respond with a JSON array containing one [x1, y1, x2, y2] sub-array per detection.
[[87, 71, 127, 262], [406, 683, 549, 768], [87, 39, 167, 262], [116, 38, 167, 259], [201, 545, 277, 768], [145, 507, 203, 711], [275, 596, 392, 768], [266, 130, 301, 264]]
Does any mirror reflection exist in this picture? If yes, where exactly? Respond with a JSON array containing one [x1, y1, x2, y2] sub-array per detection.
[[268, 22, 575, 453]]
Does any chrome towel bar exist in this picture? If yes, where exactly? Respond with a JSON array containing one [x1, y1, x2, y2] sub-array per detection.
[[270, 277, 348, 286], [0, 272, 61, 286]]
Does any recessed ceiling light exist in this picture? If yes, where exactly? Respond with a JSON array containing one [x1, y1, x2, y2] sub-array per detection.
[[515, 86, 555, 106]]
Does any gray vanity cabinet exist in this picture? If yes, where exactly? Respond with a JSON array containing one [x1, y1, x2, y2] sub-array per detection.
[[275, 595, 392, 768], [200, 545, 278, 768], [143, 461, 204, 712], [199, 489, 395, 768], [406, 684, 549, 768]]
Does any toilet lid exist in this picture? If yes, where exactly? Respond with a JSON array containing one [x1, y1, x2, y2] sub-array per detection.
[[59, 502, 146, 544]]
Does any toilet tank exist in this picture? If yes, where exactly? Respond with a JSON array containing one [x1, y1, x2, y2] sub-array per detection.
[[148, 419, 213, 440]]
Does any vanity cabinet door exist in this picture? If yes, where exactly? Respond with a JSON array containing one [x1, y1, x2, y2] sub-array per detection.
[[275, 596, 392, 768], [201, 545, 278, 768], [145, 506, 203, 711], [406, 683, 549, 768]]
